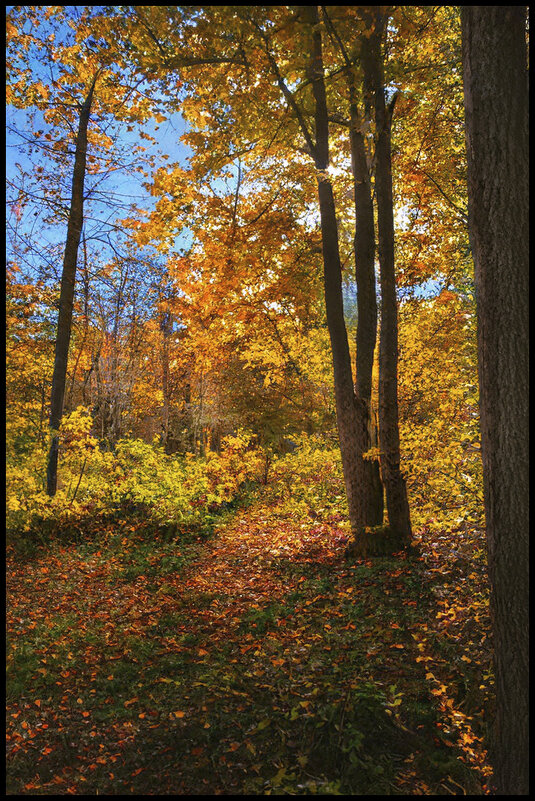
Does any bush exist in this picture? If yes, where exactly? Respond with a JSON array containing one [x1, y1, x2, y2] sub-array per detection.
[[265, 433, 346, 519], [6, 409, 265, 543]]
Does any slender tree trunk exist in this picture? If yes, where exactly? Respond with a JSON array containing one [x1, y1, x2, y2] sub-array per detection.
[[109, 277, 124, 443], [302, 5, 368, 535], [348, 67, 377, 406], [79, 238, 91, 405], [461, 7, 528, 794], [316, 177, 368, 534], [321, 7, 384, 529], [348, 71, 383, 528], [67, 232, 90, 410], [161, 309, 172, 452], [46, 73, 98, 495], [363, 15, 412, 543]]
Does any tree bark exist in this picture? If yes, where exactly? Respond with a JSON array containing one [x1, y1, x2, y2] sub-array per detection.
[[363, 14, 412, 543], [461, 7, 529, 794], [46, 73, 98, 496]]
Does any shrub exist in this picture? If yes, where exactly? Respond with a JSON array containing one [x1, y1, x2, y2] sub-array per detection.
[[265, 433, 346, 519], [6, 409, 264, 542]]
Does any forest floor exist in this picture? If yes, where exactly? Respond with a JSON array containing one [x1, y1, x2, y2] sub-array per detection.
[[6, 492, 493, 795]]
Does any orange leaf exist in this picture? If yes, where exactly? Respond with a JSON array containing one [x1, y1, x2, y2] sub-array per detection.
[[124, 697, 139, 707]]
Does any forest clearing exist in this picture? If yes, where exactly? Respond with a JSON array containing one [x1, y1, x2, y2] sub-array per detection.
[[6, 6, 527, 795]]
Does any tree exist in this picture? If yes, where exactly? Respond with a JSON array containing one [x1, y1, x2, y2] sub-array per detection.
[[7, 6, 165, 492], [120, 5, 413, 546], [322, 6, 384, 528], [46, 73, 99, 495], [289, 5, 369, 537], [461, 6, 528, 795]]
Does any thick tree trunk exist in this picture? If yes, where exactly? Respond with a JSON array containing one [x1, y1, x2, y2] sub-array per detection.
[[363, 15, 412, 544], [461, 7, 528, 794], [46, 74, 98, 495]]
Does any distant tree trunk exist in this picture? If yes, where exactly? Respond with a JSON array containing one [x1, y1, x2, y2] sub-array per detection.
[[108, 268, 127, 443], [66, 232, 90, 410], [46, 73, 98, 496], [461, 7, 528, 795], [363, 13, 412, 543], [182, 379, 194, 452], [160, 309, 172, 452]]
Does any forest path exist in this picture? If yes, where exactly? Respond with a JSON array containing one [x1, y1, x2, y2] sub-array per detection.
[[182, 501, 345, 604]]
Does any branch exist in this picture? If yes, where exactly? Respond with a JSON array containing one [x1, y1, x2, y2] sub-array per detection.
[[419, 169, 468, 223], [248, 17, 317, 160], [133, 8, 249, 71]]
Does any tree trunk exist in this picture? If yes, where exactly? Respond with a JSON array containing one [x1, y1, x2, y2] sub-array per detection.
[[66, 232, 90, 410], [317, 177, 368, 534], [303, 5, 368, 535], [321, 7, 385, 532], [46, 73, 98, 495], [348, 66, 383, 528], [161, 309, 172, 452], [363, 14, 412, 543], [461, 7, 528, 794]]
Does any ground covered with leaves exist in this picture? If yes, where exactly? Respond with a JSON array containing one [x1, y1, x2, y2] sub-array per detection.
[[7, 485, 494, 795]]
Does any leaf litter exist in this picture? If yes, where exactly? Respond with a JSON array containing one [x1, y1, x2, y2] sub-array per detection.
[[6, 497, 493, 795]]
